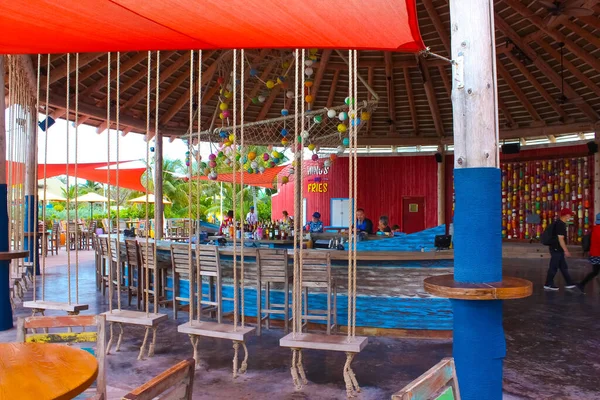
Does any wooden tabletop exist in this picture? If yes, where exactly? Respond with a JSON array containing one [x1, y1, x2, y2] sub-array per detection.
[[0, 343, 98, 400], [0, 250, 29, 261], [423, 274, 533, 300]]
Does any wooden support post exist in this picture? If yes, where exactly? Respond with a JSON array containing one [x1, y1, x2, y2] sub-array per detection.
[[0, 55, 13, 331], [154, 131, 164, 240], [595, 130, 600, 219], [437, 147, 446, 227], [25, 107, 39, 275], [450, 1, 504, 399]]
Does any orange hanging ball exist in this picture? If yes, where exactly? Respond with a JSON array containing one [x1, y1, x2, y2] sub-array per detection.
[[305, 95, 314, 103], [305, 80, 313, 88], [329, 154, 337, 161]]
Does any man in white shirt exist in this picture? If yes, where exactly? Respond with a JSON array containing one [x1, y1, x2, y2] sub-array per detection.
[[246, 206, 258, 224]]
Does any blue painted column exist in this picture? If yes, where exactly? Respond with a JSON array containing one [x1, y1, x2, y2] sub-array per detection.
[[24, 195, 39, 275], [0, 55, 13, 331]]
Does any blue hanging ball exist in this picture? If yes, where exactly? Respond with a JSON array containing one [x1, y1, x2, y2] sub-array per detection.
[[351, 118, 361, 127], [242, 156, 248, 164], [273, 157, 280, 164], [219, 130, 228, 138], [250, 69, 258, 77], [342, 137, 350, 146], [281, 128, 288, 137], [150, 146, 155, 152]]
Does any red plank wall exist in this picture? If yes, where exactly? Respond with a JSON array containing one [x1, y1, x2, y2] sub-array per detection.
[[272, 156, 439, 229]]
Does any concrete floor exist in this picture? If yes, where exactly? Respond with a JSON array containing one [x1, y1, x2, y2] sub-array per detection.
[[2, 250, 600, 399]]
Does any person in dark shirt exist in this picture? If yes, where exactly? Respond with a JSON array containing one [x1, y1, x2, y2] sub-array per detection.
[[544, 208, 576, 290], [355, 208, 373, 234], [377, 215, 392, 234]]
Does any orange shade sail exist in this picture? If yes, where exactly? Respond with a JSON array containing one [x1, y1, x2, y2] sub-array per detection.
[[194, 165, 287, 188], [0, 1, 424, 54]]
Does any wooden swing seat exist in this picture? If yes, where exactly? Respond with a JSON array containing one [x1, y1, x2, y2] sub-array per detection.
[[280, 332, 368, 353], [23, 300, 89, 313], [101, 310, 167, 327], [177, 321, 255, 342]]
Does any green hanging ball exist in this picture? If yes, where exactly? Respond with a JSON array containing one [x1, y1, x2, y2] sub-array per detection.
[[247, 168, 254, 174], [218, 151, 224, 158], [298, 135, 302, 143], [236, 154, 241, 161], [252, 97, 259, 104], [200, 162, 207, 169]]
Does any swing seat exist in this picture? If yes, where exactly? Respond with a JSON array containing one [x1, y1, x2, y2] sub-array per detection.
[[280, 332, 368, 353], [101, 310, 167, 327], [23, 300, 89, 313], [177, 321, 255, 341]]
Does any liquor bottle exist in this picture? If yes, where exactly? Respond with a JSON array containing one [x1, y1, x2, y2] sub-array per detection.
[[269, 222, 275, 240], [274, 223, 280, 240]]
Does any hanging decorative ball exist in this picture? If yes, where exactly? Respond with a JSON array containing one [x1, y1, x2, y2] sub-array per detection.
[[314, 145, 320, 153], [218, 151, 224, 158], [219, 112, 225, 120], [282, 61, 290, 69], [251, 97, 259, 104], [266, 80, 276, 89], [229, 134, 235, 142], [273, 157, 280, 164], [217, 77, 225, 85], [241, 155, 248, 164], [281, 176, 289, 184], [301, 130, 310, 139], [224, 140, 232, 147], [250, 68, 258, 77], [338, 124, 347, 133], [286, 91, 294, 99], [329, 154, 336, 161], [305, 80, 313, 88], [209, 160, 217, 168], [304, 59, 314, 67], [258, 95, 266, 103], [269, 161, 276, 168], [272, 150, 280, 159], [309, 48, 319, 55], [351, 118, 361, 127], [247, 167, 254, 174], [313, 115, 323, 124], [281, 109, 289, 116], [281, 138, 289, 146], [281, 128, 289, 137], [219, 102, 228, 111], [327, 109, 336, 119], [304, 67, 314, 76], [342, 137, 350, 146], [222, 110, 231, 118], [289, 167, 295, 175], [344, 97, 355, 106], [247, 151, 257, 161], [277, 76, 286, 84], [311, 154, 319, 161], [208, 171, 218, 180], [338, 112, 348, 121], [209, 153, 217, 161], [223, 91, 232, 99], [361, 111, 371, 121], [337, 145, 346, 154], [258, 166, 265, 173], [150, 146, 155, 152], [219, 130, 228, 138], [185, 161, 190, 167], [226, 83, 233, 91], [324, 160, 331, 168], [263, 153, 270, 161], [305, 95, 314, 103], [308, 143, 316, 151]]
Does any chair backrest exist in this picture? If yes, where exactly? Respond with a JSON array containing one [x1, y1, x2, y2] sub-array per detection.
[[98, 236, 109, 257], [123, 359, 195, 400], [301, 252, 331, 287], [16, 314, 107, 399], [109, 238, 120, 263], [256, 249, 289, 283], [125, 239, 141, 267], [139, 241, 156, 269], [391, 358, 460, 400], [197, 244, 220, 276], [171, 243, 193, 273], [52, 222, 61, 234]]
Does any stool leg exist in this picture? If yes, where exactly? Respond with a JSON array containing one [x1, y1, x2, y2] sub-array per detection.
[[284, 279, 289, 334], [265, 282, 271, 330], [256, 279, 262, 336]]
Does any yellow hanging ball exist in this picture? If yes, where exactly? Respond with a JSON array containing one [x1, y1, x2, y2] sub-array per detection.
[[229, 134, 235, 142], [281, 176, 289, 184], [305, 95, 314, 103], [224, 140, 232, 146], [282, 61, 290, 69], [272, 151, 280, 159], [219, 112, 225, 120], [337, 123, 347, 133], [361, 112, 371, 121], [266, 80, 276, 89], [223, 91, 232, 99], [281, 138, 289, 146], [219, 102, 228, 111], [309, 48, 318, 55], [308, 143, 316, 151], [248, 151, 257, 161]]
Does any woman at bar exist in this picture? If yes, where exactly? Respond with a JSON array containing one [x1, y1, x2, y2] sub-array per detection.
[[219, 210, 234, 235], [282, 210, 293, 230], [306, 212, 324, 233], [377, 215, 392, 234]]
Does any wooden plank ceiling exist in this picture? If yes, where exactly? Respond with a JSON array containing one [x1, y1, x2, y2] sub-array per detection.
[[34, 0, 600, 146]]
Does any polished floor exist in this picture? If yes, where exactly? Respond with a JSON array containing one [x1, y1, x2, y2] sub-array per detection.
[[1, 250, 599, 399]]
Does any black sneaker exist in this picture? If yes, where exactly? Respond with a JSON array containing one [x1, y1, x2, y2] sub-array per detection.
[[576, 283, 585, 293], [565, 284, 577, 290], [544, 284, 559, 291]]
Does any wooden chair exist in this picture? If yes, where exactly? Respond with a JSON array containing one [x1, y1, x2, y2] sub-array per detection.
[[197, 244, 223, 323], [301, 252, 337, 334], [122, 359, 195, 400], [109, 238, 130, 301], [125, 239, 142, 309], [47, 221, 61, 255], [98, 236, 110, 295], [391, 358, 460, 400], [256, 249, 291, 335], [139, 241, 168, 310], [16, 314, 107, 400], [171, 243, 195, 319]]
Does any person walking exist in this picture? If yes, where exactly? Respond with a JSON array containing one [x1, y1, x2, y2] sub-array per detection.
[[544, 208, 576, 291], [577, 213, 600, 293]]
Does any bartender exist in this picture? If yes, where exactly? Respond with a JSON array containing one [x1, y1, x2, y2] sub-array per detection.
[[356, 208, 373, 234], [282, 210, 293, 229], [306, 212, 324, 233], [246, 206, 258, 224]]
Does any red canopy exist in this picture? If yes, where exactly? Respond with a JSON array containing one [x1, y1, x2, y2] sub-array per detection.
[[194, 165, 287, 189], [0, 1, 423, 54]]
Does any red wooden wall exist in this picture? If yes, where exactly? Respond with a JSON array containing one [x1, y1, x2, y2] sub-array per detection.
[[272, 156, 439, 229]]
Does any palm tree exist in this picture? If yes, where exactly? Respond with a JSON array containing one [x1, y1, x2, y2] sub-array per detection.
[[80, 180, 101, 194]]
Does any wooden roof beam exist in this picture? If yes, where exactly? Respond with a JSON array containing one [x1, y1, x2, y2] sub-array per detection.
[[256, 86, 282, 121], [422, 0, 450, 55], [494, 15, 599, 122], [497, 97, 515, 129], [438, 65, 451, 98], [417, 58, 444, 137], [78, 55, 110, 82], [309, 49, 332, 109], [384, 52, 397, 135], [503, 0, 600, 72], [326, 70, 340, 108], [503, 52, 569, 122], [561, 19, 600, 49], [75, 116, 90, 127], [49, 108, 65, 120], [496, 61, 542, 122], [45, 53, 102, 85], [403, 67, 418, 135], [367, 67, 374, 135], [159, 51, 226, 125], [82, 52, 148, 96]]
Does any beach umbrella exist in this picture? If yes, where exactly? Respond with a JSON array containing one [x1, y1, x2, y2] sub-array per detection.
[[37, 189, 67, 202], [128, 194, 172, 204], [74, 192, 112, 221]]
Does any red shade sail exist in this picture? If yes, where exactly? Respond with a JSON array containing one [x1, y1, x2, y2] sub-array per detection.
[[194, 165, 287, 189], [0, 1, 424, 54]]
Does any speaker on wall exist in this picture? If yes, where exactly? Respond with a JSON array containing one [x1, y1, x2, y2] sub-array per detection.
[[587, 141, 598, 155], [501, 143, 521, 154], [434, 152, 443, 163]]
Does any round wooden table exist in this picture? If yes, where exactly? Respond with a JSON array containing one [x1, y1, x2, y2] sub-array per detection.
[[0, 343, 98, 400]]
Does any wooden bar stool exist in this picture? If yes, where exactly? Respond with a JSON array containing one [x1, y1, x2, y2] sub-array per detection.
[[170, 243, 195, 319], [139, 242, 168, 311], [197, 245, 223, 323], [256, 249, 291, 335], [301, 252, 337, 334], [124, 239, 142, 310], [98, 237, 110, 296], [109, 238, 129, 300]]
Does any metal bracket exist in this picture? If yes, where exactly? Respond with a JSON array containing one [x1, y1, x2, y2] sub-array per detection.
[[453, 55, 465, 90]]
